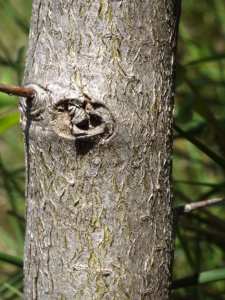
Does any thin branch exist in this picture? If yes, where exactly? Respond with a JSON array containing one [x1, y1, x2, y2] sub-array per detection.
[[179, 219, 225, 242], [175, 197, 225, 215], [0, 82, 35, 98]]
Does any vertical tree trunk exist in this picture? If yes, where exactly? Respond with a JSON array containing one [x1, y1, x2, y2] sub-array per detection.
[[20, 0, 181, 299]]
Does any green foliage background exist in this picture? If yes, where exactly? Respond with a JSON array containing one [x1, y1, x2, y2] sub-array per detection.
[[0, 0, 224, 299]]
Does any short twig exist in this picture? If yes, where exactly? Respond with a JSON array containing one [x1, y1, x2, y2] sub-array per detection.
[[0, 82, 35, 98], [175, 197, 225, 215]]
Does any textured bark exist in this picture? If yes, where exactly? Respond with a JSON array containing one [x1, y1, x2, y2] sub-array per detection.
[[20, 0, 181, 299]]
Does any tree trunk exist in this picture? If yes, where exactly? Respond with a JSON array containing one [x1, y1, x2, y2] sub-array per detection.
[[20, 0, 181, 299]]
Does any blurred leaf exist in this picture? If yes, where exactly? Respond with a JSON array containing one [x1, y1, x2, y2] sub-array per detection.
[[176, 228, 195, 270], [1, 67, 14, 85], [0, 0, 30, 34], [0, 158, 24, 251], [0, 96, 18, 110], [2, 282, 23, 298], [15, 46, 26, 84], [173, 180, 225, 188], [0, 68, 18, 108], [0, 112, 19, 134], [0, 37, 15, 68], [176, 94, 194, 123], [172, 268, 225, 289], [186, 53, 225, 66], [16, 46, 26, 65], [174, 124, 225, 169], [0, 252, 23, 267], [176, 64, 186, 87], [0, 271, 23, 295], [0, 227, 20, 253], [186, 78, 225, 152]]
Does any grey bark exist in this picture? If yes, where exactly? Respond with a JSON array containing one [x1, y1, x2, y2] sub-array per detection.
[[20, 0, 181, 299]]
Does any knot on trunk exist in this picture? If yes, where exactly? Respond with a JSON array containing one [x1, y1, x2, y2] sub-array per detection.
[[19, 83, 115, 143], [52, 95, 115, 141]]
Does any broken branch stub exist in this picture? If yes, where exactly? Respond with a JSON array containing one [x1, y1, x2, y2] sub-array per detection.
[[19, 83, 115, 143], [0, 82, 35, 98]]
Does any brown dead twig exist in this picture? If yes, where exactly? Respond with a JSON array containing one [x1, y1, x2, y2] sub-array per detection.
[[0, 82, 34, 98]]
